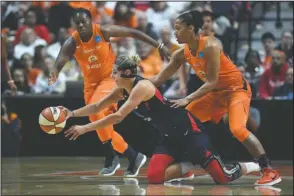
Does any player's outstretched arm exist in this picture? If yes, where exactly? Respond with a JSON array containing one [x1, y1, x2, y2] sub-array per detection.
[[100, 25, 170, 60], [62, 87, 124, 119], [49, 37, 75, 85], [150, 48, 185, 87], [64, 81, 153, 140]]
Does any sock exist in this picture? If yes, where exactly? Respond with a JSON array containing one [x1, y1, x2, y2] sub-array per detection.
[[244, 162, 260, 174], [255, 154, 272, 169], [123, 145, 138, 163], [103, 140, 116, 166]]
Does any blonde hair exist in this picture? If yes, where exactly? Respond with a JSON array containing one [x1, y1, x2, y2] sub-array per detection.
[[116, 54, 141, 75]]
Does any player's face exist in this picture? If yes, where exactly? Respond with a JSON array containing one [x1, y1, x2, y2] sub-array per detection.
[[174, 19, 193, 44], [111, 67, 123, 87], [73, 13, 92, 37]]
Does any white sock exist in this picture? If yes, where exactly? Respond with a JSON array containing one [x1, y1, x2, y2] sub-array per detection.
[[180, 162, 196, 175], [244, 162, 260, 174]]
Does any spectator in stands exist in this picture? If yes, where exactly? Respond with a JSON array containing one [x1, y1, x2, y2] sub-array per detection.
[[14, 8, 51, 44], [1, 2, 22, 33], [243, 50, 265, 98], [136, 12, 158, 40], [20, 53, 41, 87], [34, 45, 47, 69], [12, 68, 30, 94], [33, 56, 67, 94], [259, 50, 289, 100], [202, 11, 215, 36], [261, 32, 276, 70], [146, 2, 177, 37], [93, 2, 114, 25], [13, 27, 47, 60], [273, 67, 293, 100], [136, 40, 163, 79], [47, 27, 69, 59], [113, 2, 137, 28], [276, 31, 293, 67]]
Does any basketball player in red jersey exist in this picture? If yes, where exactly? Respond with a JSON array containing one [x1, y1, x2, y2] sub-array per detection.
[[48, 8, 170, 177], [150, 10, 281, 186]]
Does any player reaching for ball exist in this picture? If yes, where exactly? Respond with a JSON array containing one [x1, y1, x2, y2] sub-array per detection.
[[60, 55, 261, 185], [48, 8, 170, 176], [149, 10, 281, 186]]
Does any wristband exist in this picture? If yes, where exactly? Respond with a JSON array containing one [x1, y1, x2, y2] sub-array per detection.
[[157, 43, 164, 49]]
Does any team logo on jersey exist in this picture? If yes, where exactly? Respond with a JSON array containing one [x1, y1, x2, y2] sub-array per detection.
[[198, 52, 204, 58], [94, 36, 101, 43], [88, 55, 97, 63]]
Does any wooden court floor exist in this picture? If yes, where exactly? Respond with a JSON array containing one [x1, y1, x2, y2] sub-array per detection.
[[1, 157, 293, 195]]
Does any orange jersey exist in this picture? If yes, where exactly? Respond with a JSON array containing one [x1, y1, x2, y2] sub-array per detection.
[[72, 24, 115, 89], [184, 36, 244, 91]]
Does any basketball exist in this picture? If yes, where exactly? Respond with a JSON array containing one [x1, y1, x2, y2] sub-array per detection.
[[39, 107, 67, 134]]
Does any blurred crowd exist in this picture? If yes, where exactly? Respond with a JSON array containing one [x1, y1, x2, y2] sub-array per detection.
[[1, 1, 293, 100]]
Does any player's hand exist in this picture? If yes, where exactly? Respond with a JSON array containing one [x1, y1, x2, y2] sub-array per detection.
[[170, 98, 190, 108], [48, 70, 58, 85], [64, 125, 87, 140], [159, 46, 171, 61], [58, 106, 73, 120]]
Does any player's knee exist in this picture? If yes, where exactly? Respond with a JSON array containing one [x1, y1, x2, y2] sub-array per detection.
[[147, 166, 165, 184], [230, 124, 250, 142]]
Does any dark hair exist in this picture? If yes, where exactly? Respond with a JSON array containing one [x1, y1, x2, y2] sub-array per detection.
[[116, 55, 141, 76], [177, 10, 203, 34], [261, 32, 276, 42], [202, 10, 214, 21], [245, 50, 261, 64], [73, 8, 92, 20]]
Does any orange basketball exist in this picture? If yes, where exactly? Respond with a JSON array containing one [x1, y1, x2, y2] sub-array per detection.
[[39, 107, 67, 134]]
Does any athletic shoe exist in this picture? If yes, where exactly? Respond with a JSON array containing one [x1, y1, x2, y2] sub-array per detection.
[[255, 168, 281, 186], [165, 172, 195, 183], [124, 153, 147, 177], [99, 155, 120, 176]]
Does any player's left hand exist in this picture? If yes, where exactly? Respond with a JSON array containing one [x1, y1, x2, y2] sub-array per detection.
[[170, 98, 190, 108], [64, 125, 87, 140]]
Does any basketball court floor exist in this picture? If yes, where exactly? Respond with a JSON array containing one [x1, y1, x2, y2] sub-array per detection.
[[2, 157, 293, 195]]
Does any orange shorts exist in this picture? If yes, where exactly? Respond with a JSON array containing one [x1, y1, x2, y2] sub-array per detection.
[[84, 78, 117, 116], [186, 88, 252, 142]]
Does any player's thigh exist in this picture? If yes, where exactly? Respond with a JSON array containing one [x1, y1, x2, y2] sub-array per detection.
[[89, 79, 116, 104]]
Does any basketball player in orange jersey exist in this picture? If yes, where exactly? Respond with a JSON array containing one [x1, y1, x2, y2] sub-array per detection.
[[150, 10, 281, 186], [48, 8, 170, 176]]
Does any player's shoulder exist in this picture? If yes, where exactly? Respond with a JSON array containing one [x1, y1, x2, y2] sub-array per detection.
[[204, 36, 222, 50]]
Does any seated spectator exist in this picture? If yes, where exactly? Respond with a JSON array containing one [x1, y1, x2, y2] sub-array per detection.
[[93, 2, 114, 25], [14, 8, 51, 44], [113, 2, 137, 28], [243, 50, 265, 98], [20, 53, 41, 86], [34, 45, 47, 69], [276, 31, 293, 67], [12, 68, 30, 94], [261, 32, 276, 70], [136, 40, 163, 79], [273, 67, 293, 100], [13, 28, 47, 60], [47, 27, 69, 59], [259, 50, 289, 100], [136, 12, 158, 40], [33, 56, 67, 94]]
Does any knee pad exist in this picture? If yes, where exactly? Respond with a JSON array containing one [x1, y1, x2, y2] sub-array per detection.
[[230, 126, 250, 142], [201, 151, 242, 184]]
